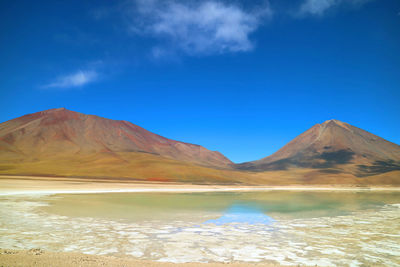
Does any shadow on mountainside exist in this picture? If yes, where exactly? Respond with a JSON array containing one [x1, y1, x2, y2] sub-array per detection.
[[236, 149, 355, 172], [357, 160, 400, 177]]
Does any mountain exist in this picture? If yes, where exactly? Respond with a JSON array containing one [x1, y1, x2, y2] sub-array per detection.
[[237, 119, 400, 177], [0, 108, 232, 168], [0, 108, 240, 182], [1, 111, 399, 185]]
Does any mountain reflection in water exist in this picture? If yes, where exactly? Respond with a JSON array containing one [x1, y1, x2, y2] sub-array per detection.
[[204, 204, 275, 225]]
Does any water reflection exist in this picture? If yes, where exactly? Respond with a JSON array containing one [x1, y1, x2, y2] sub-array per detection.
[[204, 204, 275, 225], [43, 191, 400, 222], [1, 193, 400, 265]]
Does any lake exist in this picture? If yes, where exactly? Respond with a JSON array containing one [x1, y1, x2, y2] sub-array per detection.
[[0, 191, 399, 266]]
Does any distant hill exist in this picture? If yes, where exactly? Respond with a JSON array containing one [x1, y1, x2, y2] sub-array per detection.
[[237, 120, 400, 177]]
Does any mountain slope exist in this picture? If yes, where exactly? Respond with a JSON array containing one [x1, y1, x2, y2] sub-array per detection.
[[0, 108, 232, 168], [1, 111, 399, 185], [237, 120, 400, 177]]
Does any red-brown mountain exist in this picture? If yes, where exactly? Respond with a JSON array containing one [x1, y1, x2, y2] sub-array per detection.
[[1, 110, 399, 184], [0, 108, 232, 168], [237, 119, 400, 177]]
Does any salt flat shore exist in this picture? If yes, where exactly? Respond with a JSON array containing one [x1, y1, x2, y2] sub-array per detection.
[[0, 249, 284, 267], [1, 175, 399, 266], [1, 175, 399, 196]]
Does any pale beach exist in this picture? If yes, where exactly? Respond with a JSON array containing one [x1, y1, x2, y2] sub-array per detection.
[[1, 175, 400, 266]]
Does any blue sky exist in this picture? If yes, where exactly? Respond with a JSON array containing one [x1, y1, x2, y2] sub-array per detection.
[[1, 0, 399, 163]]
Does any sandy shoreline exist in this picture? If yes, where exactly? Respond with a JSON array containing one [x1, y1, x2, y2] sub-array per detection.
[[1, 175, 399, 266], [0, 249, 283, 267], [1, 175, 399, 196]]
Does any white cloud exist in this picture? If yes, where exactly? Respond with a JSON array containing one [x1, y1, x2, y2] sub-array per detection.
[[299, 0, 372, 16], [43, 70, 98, 89], [127, 0, 272, 56], [299, 0, 338, 16]]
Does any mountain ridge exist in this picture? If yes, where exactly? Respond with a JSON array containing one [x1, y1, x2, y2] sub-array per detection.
[[0, 108, 232, 168], [237, 119, 400, 177], [1, 108, 399, 184]]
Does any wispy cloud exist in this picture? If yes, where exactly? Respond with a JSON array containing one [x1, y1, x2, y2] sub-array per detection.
[[299, 0, 338, 16], [43, 70, 98, 89], [126, 0, 272, 56], [298, 0, 372, 16]]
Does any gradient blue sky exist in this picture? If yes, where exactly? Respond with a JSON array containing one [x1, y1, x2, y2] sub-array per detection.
[[1, 0, 399, 163]]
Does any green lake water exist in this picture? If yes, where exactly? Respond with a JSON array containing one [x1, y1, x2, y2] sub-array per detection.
[[43, 191, 400, 222], [1, 190, 399, 265]]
